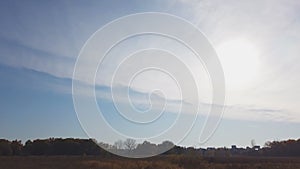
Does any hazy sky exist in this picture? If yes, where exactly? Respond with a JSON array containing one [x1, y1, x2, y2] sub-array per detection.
[[0, 0, 300, 148]]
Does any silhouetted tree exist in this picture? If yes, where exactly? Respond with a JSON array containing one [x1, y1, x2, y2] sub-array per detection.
[[0, 139, 12, 156], [262, 139, 300, 156], [113, 140, 123, 150], [124, 138, 136, 151], [11, 140, 22, 155], [135, 141, 157, 156], [158, 141, 174, 152], [0, 137, 300, 157]]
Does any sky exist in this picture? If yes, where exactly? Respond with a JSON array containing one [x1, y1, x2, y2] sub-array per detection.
[[0, 0, 300, 148]]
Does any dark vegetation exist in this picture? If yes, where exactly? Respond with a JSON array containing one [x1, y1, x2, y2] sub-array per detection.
[[0, 138, 300, 169], [0, 155, 300, 169], [1, 138, 300, 157]]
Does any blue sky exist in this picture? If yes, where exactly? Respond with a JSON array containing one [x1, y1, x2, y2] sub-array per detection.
[[1, 0, 300, 148]]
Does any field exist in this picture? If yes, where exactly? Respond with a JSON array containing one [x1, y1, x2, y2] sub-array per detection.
[[1, 156, 300, 169]]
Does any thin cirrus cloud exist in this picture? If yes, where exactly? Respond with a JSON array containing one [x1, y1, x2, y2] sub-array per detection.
[[0, 35, 75, 79], [12, 64, 293, 124], [0, 0, 300, 123], [8, 63, 292, 124]]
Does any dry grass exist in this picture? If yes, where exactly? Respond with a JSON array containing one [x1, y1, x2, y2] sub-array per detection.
[[0, 156, 300, 169]]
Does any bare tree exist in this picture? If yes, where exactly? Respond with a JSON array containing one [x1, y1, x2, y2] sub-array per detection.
[[124, 138, 136, 151], [113, 140, 124, 150]]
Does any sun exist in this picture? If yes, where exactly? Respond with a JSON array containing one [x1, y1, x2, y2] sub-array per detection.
[[216, 38, 260, 90]]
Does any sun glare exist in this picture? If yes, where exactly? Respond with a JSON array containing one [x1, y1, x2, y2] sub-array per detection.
[[217, 38, 260, 90]]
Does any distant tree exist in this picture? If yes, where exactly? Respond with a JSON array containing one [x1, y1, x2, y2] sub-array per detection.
[[262, 139, 300, 156], [135, 141, 157, 156], [1, 137, 300, 157], [29, 139, 50, 155], [81, 139, 103, 155], [158, 141, 174, 150], [124, 138, 136, 151], [50, 138, 82, 155], [114, 140, 124, 150], [23, 140, 33, 155], [11, 140, 22, 155], [0, 139, 13, 156]]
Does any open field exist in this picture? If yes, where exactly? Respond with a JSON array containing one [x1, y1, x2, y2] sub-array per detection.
[[1, 156, 300, 169]]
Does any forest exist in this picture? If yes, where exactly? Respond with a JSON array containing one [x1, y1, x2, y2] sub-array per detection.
[[1, 138, 300, 169], [1, 138, 300, 157]]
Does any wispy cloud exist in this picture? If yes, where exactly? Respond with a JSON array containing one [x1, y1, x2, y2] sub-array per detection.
[[221, 104, 298, 122], [2, 52, 300, 132], [0, 36, 75, 80], [1, 0, 300, 123]]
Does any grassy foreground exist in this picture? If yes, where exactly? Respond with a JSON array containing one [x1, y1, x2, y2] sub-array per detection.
[[0, 155, 300, 169]]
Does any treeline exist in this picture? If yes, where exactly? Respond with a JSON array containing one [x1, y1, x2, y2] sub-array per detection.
[[0, 138, 300, 157], [0, 138, 108, 156], [0, 138, 174, 156], [263, 139, 300, 156]]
